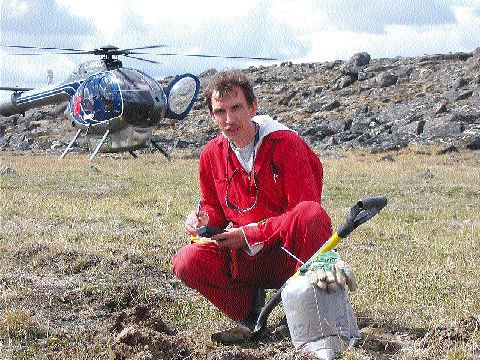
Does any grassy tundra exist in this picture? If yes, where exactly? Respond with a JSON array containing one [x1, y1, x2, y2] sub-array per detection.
[[0, 148, 479, 359]]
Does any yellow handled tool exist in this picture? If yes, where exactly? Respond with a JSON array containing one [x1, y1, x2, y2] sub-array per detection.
[[251, 195, 388, 340]]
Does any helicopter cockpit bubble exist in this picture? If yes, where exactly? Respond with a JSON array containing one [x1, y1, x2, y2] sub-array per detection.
[[165, 73, 200, 120], [99, 76, 114, 112], [115, 68, 167, 127]]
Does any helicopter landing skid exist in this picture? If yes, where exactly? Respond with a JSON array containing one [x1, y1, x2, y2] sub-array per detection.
[[89, 130, 110, 161], [150, 140, 171, 161], [60, 128, 83, 159], [128, 150, 138, 158]]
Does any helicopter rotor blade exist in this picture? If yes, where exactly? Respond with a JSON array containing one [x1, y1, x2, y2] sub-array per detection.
[[123, 54, 163, 64], [0, 45, 86, 52], [1, 44, 277, 61], [0, 86, 34, 91], [5, 51, 95, 56], [121, 45, 168, 52], [143, 52, 277, 61], [3, 53, 43, 56]]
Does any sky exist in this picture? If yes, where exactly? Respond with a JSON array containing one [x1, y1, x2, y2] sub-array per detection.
[[0, 0, 479, 92]]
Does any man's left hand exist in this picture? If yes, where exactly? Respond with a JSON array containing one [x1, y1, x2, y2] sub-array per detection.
[[211, 228, 247, 249]]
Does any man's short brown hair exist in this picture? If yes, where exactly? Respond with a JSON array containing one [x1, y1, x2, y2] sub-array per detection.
[[204, 70, 256, 114]]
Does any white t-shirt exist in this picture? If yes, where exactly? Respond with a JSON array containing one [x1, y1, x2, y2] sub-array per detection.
[[229, 115, 292, 173]]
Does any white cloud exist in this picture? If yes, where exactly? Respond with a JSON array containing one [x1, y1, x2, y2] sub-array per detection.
[[6, 0, 29, 15], [296, 3, 480, 62], [56, 0, 259, 38], [0, 50, 78, 87], [56, 0, 125, 40], [269, 0, 329, 32], [323, 0, 456, 32], [445, 0, 480, 7], [131, 0, 258, 25]]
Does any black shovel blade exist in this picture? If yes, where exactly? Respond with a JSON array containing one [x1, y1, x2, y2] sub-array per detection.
[[338, 196, 387, 238]]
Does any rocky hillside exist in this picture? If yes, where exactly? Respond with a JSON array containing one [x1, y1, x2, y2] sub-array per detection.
[[1, 49, 480, 155]]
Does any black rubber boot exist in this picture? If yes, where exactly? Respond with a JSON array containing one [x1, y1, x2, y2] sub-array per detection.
[[211, 288, 266, 344], [240, 288, 266, 330]]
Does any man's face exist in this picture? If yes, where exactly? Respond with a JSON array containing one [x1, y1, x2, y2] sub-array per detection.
[[210, 86, 258, 147]]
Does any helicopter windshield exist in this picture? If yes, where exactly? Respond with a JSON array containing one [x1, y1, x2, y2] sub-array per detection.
[[99, 76, 114, 112], [115, 68, 161, 92], [82, 79, 95, 113], [114, 68, 166, 126]]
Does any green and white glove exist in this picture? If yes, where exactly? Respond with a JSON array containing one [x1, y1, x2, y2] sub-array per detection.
[[302, 251, 357, 293]]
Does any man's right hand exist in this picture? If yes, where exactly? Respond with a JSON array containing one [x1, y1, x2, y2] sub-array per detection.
[[185, 211, 209, 236]]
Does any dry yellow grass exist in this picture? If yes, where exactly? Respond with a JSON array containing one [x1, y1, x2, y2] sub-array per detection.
[[0, 148, 479, 359]]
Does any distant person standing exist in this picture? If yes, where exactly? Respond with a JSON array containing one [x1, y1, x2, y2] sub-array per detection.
[[172, 70, 332, 340]]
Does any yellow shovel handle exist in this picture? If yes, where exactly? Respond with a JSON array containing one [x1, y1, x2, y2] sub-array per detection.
[[317, 232, 342, 255], [295, 232, 343, 276]]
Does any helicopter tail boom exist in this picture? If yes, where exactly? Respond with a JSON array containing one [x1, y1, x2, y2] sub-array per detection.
[[0, 82, 80, 117]]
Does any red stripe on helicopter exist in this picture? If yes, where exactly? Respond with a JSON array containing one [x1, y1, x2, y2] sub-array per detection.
[[73, 95, 81, 116]]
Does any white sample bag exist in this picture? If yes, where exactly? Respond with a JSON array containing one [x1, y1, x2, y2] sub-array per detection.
[[281, 275, 360, 360]]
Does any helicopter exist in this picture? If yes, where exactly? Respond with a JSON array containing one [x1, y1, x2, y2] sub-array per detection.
[[0, 44, 276, 160]]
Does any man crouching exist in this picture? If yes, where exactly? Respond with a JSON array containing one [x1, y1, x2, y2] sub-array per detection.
[[172, 70, 332, 342]]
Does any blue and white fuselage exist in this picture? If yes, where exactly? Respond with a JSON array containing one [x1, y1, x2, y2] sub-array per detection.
[[66, 67, 167, 152], [0, 63, 199, 155]]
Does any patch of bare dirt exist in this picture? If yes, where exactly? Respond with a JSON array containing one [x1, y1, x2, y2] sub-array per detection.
[[109, 305, 191, 360], [352, 315, 480, 359]]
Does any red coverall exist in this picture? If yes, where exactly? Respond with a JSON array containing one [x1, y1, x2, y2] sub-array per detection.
[[172, 130, 332, 321]]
